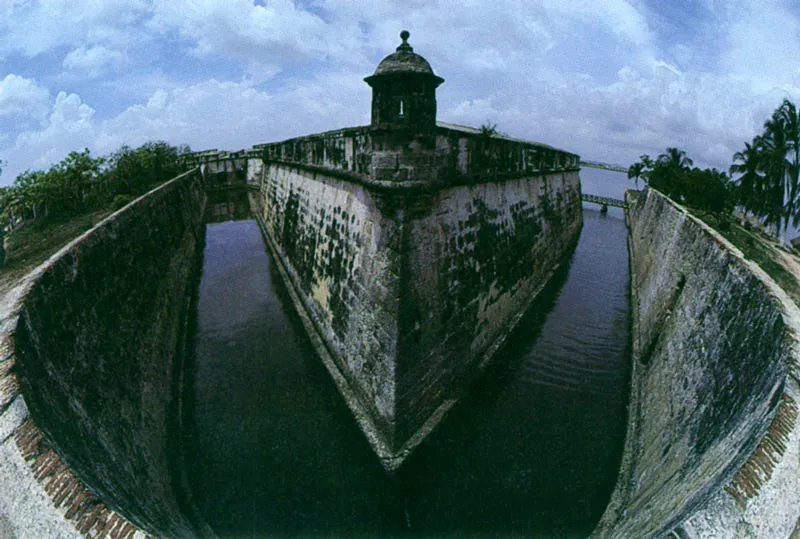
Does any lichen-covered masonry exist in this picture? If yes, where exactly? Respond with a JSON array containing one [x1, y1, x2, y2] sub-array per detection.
[[253, 123, 582, 468], [593, 188, 800, 539]]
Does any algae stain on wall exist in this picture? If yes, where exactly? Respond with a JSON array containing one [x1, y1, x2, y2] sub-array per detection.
[[594, 188, 800, 539], [257, 144, 582, 464]]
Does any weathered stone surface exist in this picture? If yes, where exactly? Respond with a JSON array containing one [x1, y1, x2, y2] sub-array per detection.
[[252, 121, 579, 187], [0, 431, 86, 539], [593, 188, 800, 539], [396, 171, 582, 445], [257, 163, 403, 450], [12, 418, 153, 539], [7, 169, 206, 538], [0, 396, 27, 445], [255, 129, 582, 468]]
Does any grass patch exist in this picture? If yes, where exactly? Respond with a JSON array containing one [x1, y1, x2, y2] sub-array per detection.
[[0, 176, 179, 283], [723, 226, 800, 301], [1, 211, 110, 280], [0, 174, 181, 300], [689, 208, 800, 303]]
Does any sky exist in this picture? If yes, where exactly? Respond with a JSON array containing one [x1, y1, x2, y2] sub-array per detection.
[[1, 0, 800, 184]]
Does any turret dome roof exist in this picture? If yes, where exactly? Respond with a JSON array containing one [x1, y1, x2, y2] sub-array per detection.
[[366, 31, 443, 83]]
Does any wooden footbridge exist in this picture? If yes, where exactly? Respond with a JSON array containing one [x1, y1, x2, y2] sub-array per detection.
[[582, 193, 628, 211]]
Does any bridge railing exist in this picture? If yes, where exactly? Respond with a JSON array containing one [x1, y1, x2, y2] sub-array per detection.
[[581, 193, 628, 209]]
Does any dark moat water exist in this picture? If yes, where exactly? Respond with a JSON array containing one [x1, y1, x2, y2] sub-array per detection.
[[185, 170, 632, 538]]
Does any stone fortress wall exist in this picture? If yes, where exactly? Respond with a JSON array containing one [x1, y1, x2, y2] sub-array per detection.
[[0, 113, 585, 534], [593, 188, 800, 539], [251, 122, 582, 468], [14, 28, 800, 539], [0, 170, 208, 538], [3, 136, 800, 538]]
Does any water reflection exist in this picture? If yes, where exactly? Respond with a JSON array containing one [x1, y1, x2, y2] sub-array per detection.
[[398, 209, 630, 538], [186, 206, 630, 538]]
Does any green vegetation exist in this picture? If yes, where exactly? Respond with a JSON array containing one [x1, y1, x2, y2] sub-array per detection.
[[626, 99, 800, 302], [627, 148, 734, 215], [0, 141, 191, 271], [479, 121, 499, 138], [730, 99, 800, 244], [729, 229, 800, 300], [698, 209, 800, 302], [2, 212, 102, 272], [626, 99, 800, 242]]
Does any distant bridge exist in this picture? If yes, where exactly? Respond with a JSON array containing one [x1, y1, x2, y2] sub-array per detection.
[[582, 193, 627, 210]]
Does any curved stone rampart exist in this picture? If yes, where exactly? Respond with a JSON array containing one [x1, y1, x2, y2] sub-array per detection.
[[593, 188, 800, 538], [0, 169, 207, 538]]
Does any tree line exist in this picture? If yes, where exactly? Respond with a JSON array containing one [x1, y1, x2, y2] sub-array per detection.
[[628, 98, 800, 242], [0, 141, 191, 232], [627, 148, 732, 214]]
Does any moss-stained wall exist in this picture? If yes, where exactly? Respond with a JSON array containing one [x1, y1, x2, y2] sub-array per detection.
[[593, 188, 800, 539], [396, 171, 582, 444], [257, 156, 582, 468], [7, 169, 206, 538], [257, 163, 403, 448]]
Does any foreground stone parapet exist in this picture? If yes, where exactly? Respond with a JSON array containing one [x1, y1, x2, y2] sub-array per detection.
[[251, 121, 579, 188], [593, 188, 800, 538], [1, 169, 208, 538]]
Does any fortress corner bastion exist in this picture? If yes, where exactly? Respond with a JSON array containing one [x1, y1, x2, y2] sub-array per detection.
[[248, 31, 583, 469]]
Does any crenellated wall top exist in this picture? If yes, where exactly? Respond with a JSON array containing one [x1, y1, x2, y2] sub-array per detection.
[[244, 123, 579, 189]]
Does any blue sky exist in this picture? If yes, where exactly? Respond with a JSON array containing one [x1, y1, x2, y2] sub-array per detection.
[[1, 0, 800, 184]]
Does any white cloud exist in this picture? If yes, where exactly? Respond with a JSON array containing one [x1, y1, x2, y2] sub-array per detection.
[[0, 70, 371, 183], [721, 1, 800, 95], [104, 79, 275, 150], [49, 92, 95, 128], [543, 0, 652, 47], [439, 49, 795, 173], [0, 74, 49, 119], [2, 0, 800, 184], [3, 91, 111, 180], [63, 46, 124, 78], [0, 0, 149, 57], [104, 70, 370, 150], [148, 0, 348, 76]]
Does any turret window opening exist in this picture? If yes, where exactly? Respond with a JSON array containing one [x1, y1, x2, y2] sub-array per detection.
[[399, 99, 405, 117]]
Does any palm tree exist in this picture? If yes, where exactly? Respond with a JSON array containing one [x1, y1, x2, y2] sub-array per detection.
[[730, 139, 765, 216], [651, 148, 693, 201], [659, 147, 694, 170], [760, 109, 794, 241], [777, 99, 800, 232], [627, 162, 645, 188], [730, 101, 800, 242]]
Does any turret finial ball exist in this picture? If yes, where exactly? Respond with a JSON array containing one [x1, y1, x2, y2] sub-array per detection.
[[400, 30, 410, 42]]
